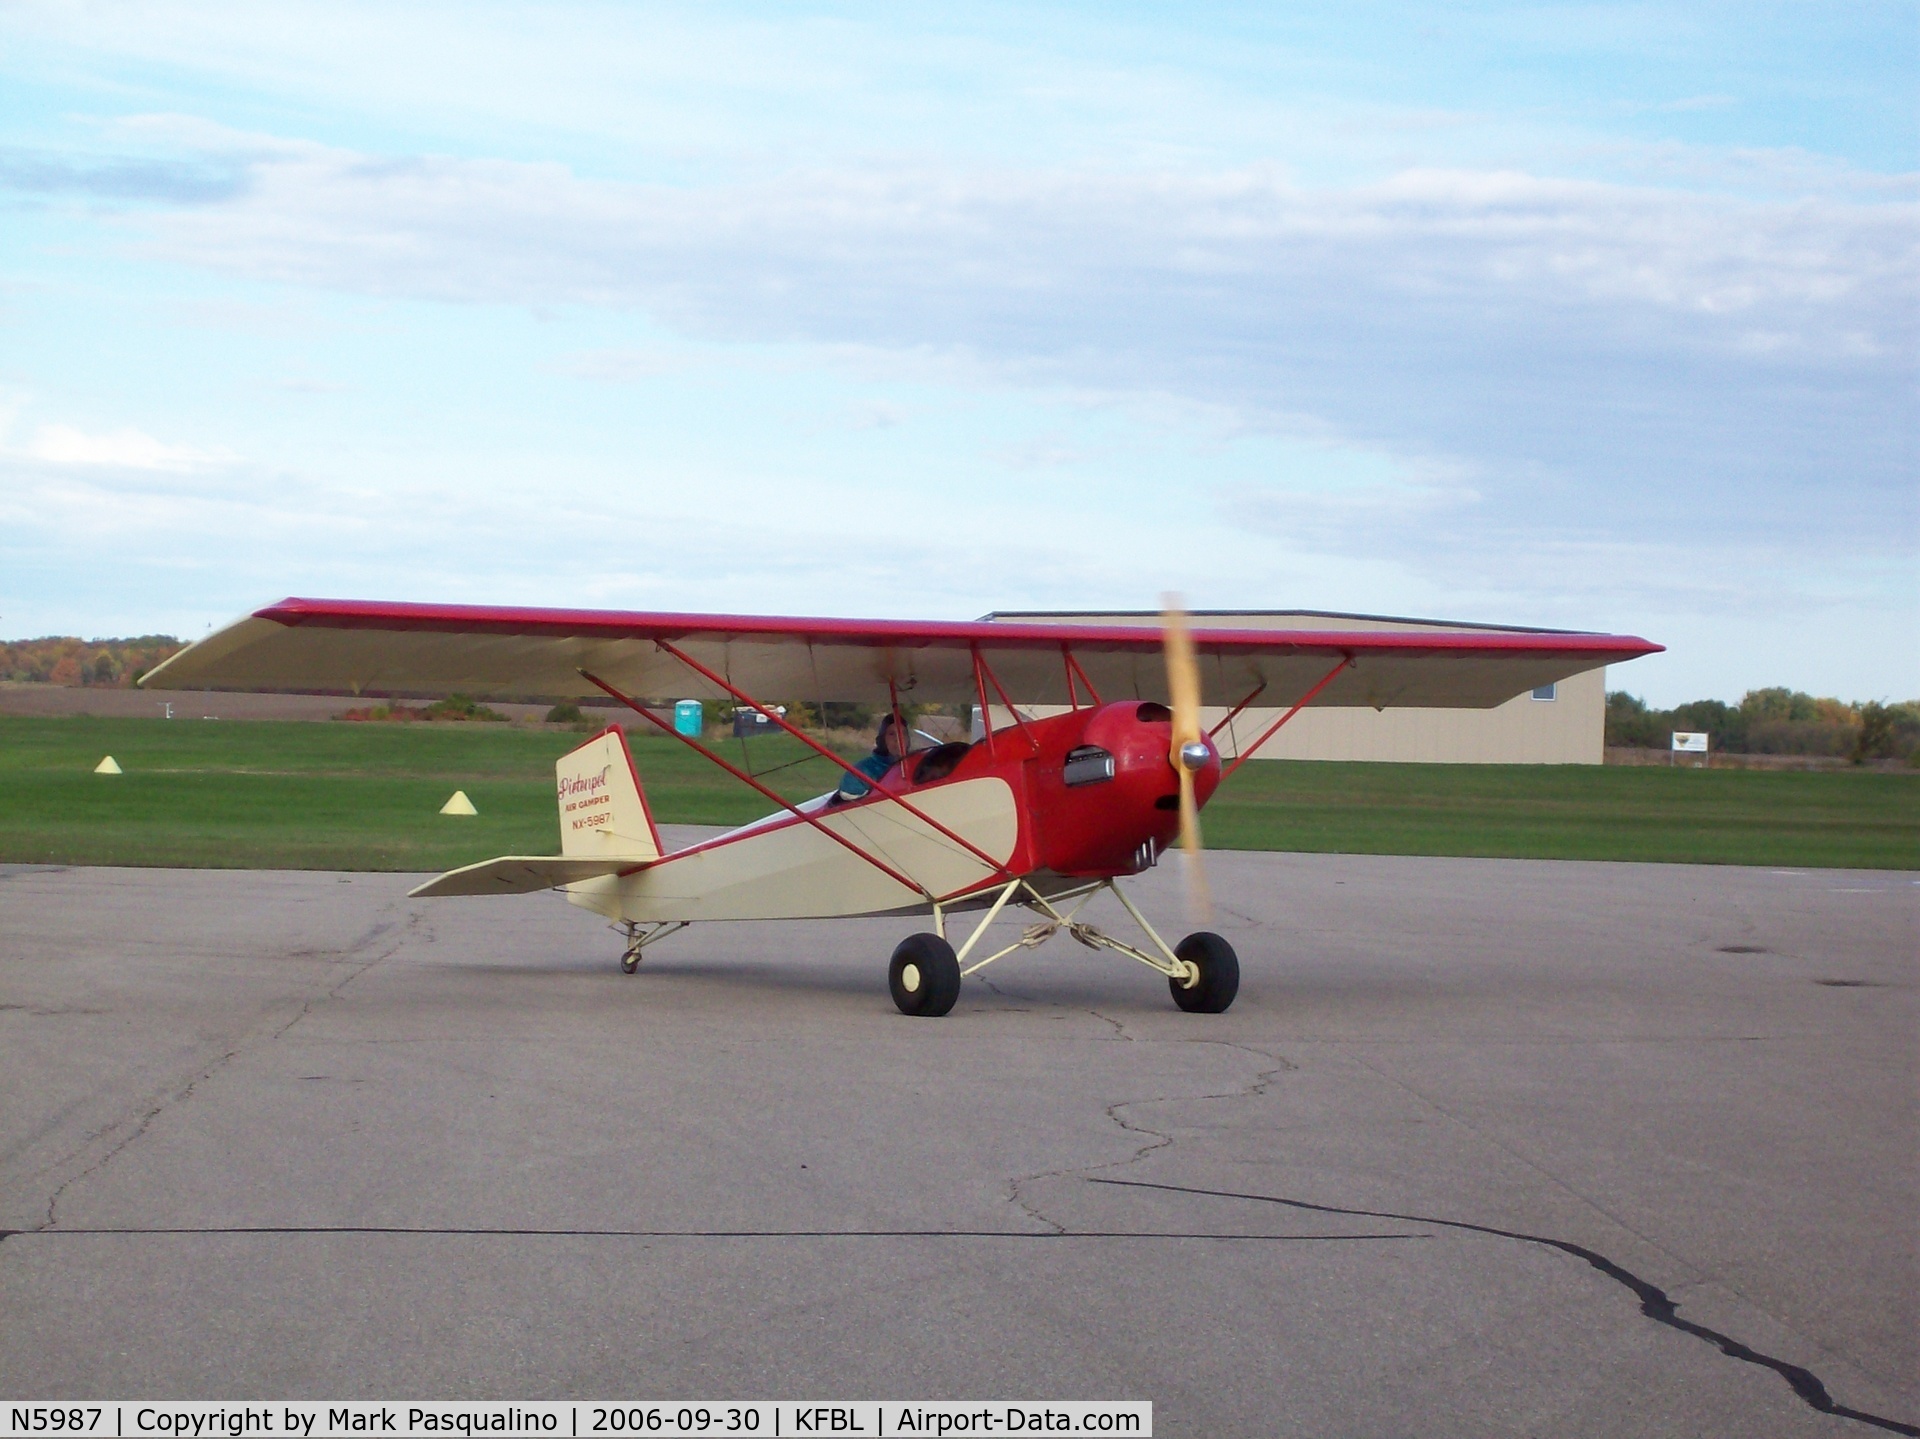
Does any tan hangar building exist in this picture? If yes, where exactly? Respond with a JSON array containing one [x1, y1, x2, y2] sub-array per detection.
[[983, 609, 1607, 765]]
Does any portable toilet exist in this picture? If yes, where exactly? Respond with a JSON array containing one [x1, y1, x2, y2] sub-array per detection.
[[674, 700, 704, 736]]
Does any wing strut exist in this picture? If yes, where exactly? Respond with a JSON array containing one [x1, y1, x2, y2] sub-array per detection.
[[1220, 654, 1353, 780], [1062, 645, 1102, 709], [580, 671, 933, 900], [972, 646, 997, 758], [1208, 680, 1268, 746], [645, 641, 1020, 884], [1070, 650, 1102, 704], [968, 645, 1040, 755]]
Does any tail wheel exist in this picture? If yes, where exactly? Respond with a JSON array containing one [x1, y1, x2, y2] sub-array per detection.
[[1170, 931, 1239, 1013], [889, 933, 961, 1017]]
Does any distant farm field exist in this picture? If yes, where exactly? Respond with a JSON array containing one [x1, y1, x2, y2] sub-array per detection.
[[0, 716, 1914, 871]]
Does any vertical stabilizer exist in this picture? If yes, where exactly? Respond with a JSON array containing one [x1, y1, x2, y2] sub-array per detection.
[[557, 726, 663, 861]]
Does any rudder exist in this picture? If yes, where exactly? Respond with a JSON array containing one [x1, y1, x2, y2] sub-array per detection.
[[557, 725, 663, 861]]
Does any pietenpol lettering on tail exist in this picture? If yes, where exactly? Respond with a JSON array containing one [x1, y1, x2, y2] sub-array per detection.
[[555, 729, 660, 862]]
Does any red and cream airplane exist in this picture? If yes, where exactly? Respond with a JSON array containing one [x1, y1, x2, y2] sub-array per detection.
[[143, 598, 1659, 1017]]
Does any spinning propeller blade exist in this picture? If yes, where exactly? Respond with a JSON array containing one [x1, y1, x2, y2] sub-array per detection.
[[1162, 595, 1212, 924]]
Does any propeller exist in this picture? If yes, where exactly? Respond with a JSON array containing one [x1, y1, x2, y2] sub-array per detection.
[[1162, 594, 1212, 925]]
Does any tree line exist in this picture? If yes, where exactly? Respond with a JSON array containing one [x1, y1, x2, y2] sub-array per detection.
[[1, 636, 184, 687], [1607, 689, 1920, 762]]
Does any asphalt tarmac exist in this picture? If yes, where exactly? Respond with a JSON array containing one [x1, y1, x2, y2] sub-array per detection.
[[1, 846, 1913, 1437]]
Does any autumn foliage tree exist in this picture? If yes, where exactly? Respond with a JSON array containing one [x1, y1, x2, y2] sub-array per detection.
[[1608, 689, 1920, 761], [0, 636, 182, 686]]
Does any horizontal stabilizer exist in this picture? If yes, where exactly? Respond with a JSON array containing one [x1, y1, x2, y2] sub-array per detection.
[[409, 854, 654, 898]]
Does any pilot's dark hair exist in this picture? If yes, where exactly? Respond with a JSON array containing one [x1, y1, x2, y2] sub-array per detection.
[[874, 714, 899, 754]]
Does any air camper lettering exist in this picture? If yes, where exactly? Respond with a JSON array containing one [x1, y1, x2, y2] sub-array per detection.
[[559, 763, 617, 831]]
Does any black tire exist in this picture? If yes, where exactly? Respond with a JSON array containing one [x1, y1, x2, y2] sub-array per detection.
[[1169, 931, 1239, 1013], [889, 932, 961, 1017], [621, 953, 641, 974]]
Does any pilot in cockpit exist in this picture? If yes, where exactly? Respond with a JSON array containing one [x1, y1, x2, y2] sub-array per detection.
[[835, 714, 908, 802]]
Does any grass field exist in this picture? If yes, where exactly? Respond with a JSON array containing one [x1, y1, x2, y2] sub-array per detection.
[[1, 716, 1914, 871]]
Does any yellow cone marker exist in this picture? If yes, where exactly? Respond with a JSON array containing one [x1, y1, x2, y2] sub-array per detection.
[[440, 790, 478, 816], [94, 756, 122, 774]]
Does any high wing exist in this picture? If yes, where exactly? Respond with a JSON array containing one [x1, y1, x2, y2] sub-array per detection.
[[141, 597, 1661, 710]]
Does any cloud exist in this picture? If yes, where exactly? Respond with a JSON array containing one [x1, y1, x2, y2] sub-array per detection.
[[556, 346, 707, 383], [26, 423, 231, 472], [1633, 95, 1738, 115], [0, 442, 1160, 636], [4, 124, 1910, 633], [991, 433, 1112, 469], [83, 136, 1905, 574], [0, 143, 245, 204], [1227, 472, 1481, 549], [847, 401, 907, 431], [118, 137, 1912, 347]]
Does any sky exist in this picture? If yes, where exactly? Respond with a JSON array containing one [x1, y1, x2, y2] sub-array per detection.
[[1, 1, 1914, 706]]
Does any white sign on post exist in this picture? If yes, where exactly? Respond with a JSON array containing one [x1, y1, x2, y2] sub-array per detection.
[[1672, 731, 1709, 753]]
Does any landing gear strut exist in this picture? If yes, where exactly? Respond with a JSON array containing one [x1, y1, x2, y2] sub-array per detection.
[[892, 877, 1241, 1017], [614, 920, 689, 973]]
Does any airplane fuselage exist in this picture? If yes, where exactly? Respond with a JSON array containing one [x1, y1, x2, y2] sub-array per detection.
[[558, 700, 1222, 925], [868, 699, 1224, 880]]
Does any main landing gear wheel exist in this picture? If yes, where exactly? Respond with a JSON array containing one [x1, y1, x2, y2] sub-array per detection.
[[1170, 931, 1239, 1013], [620, 952, 641, 975], [889, 933, 961, 1017]]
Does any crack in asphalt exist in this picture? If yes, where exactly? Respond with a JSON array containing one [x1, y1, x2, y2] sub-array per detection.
[[269, 912, 416, 1044], [1092, 1177, 1919, 1437], [1002, 1182, 1067, 1234], [1009, 1035, 1298, 1235], [971, 973, 1030, 1009], [1001, 1007, 1142, 1233], [1341, 1048, 1695, 1279], [38, 1038, 253, 1231], [1093, 1044, 1296, 1178], [1331, 1040, 1886, 1397], [32, 909, 416, 1232], [1215, 1039, 1299, 1074]]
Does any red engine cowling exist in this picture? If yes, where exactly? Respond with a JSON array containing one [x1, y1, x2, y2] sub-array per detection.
[[1028, 700, 1221, 877]]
